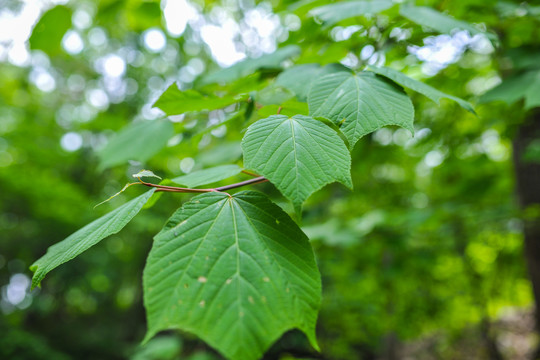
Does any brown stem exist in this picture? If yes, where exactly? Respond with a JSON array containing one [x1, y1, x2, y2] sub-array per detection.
[[277, 106, 282, 114], [139, 176, 268, 194], [215, 176, 268, 191]]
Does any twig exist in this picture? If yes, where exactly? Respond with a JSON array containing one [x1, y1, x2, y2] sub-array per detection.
[[138, 176, 268, 194]]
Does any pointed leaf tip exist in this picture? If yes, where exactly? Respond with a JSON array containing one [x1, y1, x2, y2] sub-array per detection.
[[132, 169, 162, 180], [242, 115, 352, 210], [31, 189, 156, 288], [143, 191, 321, 360], [308, 71, 415, 148]]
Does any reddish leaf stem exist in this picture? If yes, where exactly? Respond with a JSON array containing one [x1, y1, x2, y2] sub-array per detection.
[[139, 176, 268, 194]]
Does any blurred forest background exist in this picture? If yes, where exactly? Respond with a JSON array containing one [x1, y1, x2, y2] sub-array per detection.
[[1, 0, 540, 359]]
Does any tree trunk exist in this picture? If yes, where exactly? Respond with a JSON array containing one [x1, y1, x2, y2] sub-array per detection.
[[512, 113, 540, 359]]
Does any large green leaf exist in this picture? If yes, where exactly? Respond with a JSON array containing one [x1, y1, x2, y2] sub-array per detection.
[[308, 71, 414, 148], [201, 45, 301, 85], [30, 189, 156, 288], [368, 66, 475, 113], [143, 191, 321, 360], [153, 84, 247, 116], [171, 165, 243, 188], [242, 115, 352, 211], [310, 0, 394, 26], [98, 119, 174, 170], [399, 5, 495, 41], [275, 63, 349, 102], [480, 71, 540, 109], [29, 5, 72, 56]]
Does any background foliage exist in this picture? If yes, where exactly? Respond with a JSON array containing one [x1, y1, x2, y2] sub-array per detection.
[[1, 0, 539, 359]]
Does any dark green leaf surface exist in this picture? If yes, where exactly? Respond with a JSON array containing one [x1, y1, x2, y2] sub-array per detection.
[[29, 5, 72, 56], [98, 120, 174, 170], [308, 71, 414, 148], [368, 66, 475, 113], [143, 191, 321, 360], [242, 115, 352, 211], [201, 45, 300, 85], [30, 189, 156, 288], [153, 84, 247, 115], [171, 165, 243, 188], [310, 0, 394, 26]]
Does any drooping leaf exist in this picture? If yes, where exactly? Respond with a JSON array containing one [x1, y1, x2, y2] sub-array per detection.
[[98, 119, 174, 170], [201, 45, 301, 85], [171, 165, 243, 188], [310, 0, 394, 26], [368, 66, 475, 113], [275, 63, 349, 101], [29, 5, 73, 56], [30, 189, 156, 288], [308, 71, 414, 148], [399, 5, 496, 41], [143, 191, 321, 360], [153, 84, 247, 116], [242, 115, 352, 211]]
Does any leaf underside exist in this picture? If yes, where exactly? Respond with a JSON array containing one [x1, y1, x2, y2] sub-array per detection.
[[143, 191, 321, 360], [30, 189, 156, 289], [242, 115, 352, 211], [98, 120, 174, 170], [399, 5, 494, 41], [153, 84, 246, 116], [310, 0, 394, 26], [308, 71, 414, 148]]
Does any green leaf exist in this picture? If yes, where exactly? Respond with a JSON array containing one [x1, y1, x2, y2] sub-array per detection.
[[399, 5, 495, 41], [255, 85, 295, 106], [308, 71, 414, 148], [30, 189, 156, 289], [201, 45, 301, 85], [310, 0, 394, 26], [98, 119, 174, 170], [29, 5, 73, 56], [153, 84, 247, 116], [242, 115, 352, 211], [171, 165, 243, 188], [524, 72, 540, 110], [127, 2, 162, 31], [275, 63, 349, 102], [133, 169, 162, 180], [367, 66, 475, 113], [143, 191, 321, 360], [479, 71, 540, 109], [257, 99, 309, 118]]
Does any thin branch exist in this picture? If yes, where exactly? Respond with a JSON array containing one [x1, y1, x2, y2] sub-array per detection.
[[215, 176, 268, 191], [138, 176, 268, 194]]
